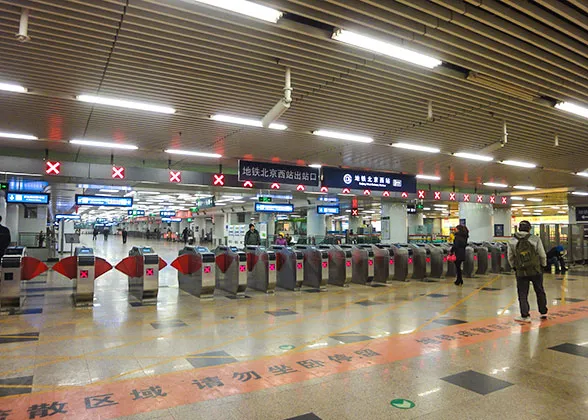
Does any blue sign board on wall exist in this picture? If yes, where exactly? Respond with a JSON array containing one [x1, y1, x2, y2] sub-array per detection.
[[317, 205, 340, 215], [56, 214, 81, 221], [160, 210, 176, 217], [321, 166, 417, 192], [255, 203, 294, 213], [76, 195, 133, 207], [6, 192, 50, 204], [239, 160, 320, 186]]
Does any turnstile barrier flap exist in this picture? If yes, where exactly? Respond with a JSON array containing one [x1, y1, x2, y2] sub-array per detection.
[[215, 253, 237, 273], [115, 255, 142, 277], [19, 256, 48, 280], [171, 253, 202, 274], [52, 256, 78, 279]]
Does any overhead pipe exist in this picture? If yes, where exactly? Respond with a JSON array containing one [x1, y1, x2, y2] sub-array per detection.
[[261, 66, 292, 128], [16, 8, 31, 42]]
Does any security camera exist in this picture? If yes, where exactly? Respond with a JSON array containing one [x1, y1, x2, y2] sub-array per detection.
[[261, 98, 290, 128]]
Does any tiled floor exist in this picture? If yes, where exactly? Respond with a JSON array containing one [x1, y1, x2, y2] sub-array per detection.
[[0, 236, 586, 419]]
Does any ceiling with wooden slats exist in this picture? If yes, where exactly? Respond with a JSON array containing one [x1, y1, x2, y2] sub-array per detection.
[[0, 0, 586, 193]]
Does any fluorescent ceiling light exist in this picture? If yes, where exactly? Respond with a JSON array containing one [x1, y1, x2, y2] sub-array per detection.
[[210, 114, 286, 130], [332, 29, 442, 69], [312, 130, 373, 143], [392, 143, 440, 153], [0, 82, 27, 93], [513, 185, 536, 190], [308, 164, 322, 168], [192, 0, 283, 23], [70, 139, 138, 150], [77, 94, 175, 114], [433, 204, 448, 208], [558, 211, 567, 214], [572, 191, 588, 196], [510, 196, 524, 201], [423, 207, 431, 210], [165, 149, 222, 158], [555, 101, 588, 119], [526, 198, 543, 202], [305, 191, 327, 195], [0, 171, 42, 177], [0, 132, 37, 140], [416, 174, 441, 181], [576, 172, 588, 178], [484, 182, 508, 188], [454, 152, 493, 162], [512, 204, 525, 207], [501, 160, 536, 169]]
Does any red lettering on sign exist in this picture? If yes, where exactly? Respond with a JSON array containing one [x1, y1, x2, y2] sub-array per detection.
[[45, 161, 61, 175]]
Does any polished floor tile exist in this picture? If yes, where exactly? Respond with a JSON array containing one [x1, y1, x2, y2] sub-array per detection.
[[548, 343, 588, 358], [441, 370, 514, 395]]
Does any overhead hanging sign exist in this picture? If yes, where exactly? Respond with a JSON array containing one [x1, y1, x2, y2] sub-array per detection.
[[76, 195, 133, 207], [160, 210, 176, 217], [239, 160, 320, 186], [55, 214, 81, 221], [128, 209, 145, 216], [576, 206, 588, 223], [6, 192, 50, 204], [317, 205, 340, 215], [192, 196, 215, 211], [255, 203, 294, 213], [321, 167, 417, 193]]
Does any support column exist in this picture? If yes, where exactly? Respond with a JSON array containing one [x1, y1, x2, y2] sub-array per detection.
[[407, 213, 424, 234], [349, 215, 361, 233], [458, 202, 493, 242], [380, 202, 407, 244], [213, 214, 226, 246], [5, 204, 19, 245], [493, 207, 512, 237], [306, 208, 326, 241], [259, 213, 275, 237]]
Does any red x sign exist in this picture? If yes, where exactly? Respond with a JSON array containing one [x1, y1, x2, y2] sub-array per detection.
[[434, 191, 442, 200], [401, 192, 409, 199], [463, 194, 470, 202], [382, 191, 390, 197], [477, 195, 484, 203], [342, 188, 350, 194], [243, 180, 253, 188], [213, 174, 224, 186], [169, 170, 181, 183], [489, 195, 496, 204], [501, 196, 508, 204], [112, 166, 125, 179], [271, 183, 280, 190], [351, 208, 359, 216], [45, 161, 61, 175], [363, 189, 371, 196], [320, 186, 329, 193], [449, 192, 456, 201], [417, 190, 426, 199], [296, 184, 305, 191]]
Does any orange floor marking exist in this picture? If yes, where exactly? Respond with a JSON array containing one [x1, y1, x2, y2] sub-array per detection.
[[1, 302, 586, 419]]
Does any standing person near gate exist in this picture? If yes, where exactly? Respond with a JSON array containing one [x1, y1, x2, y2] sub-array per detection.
[[0, 216, 11, 258], [244, 223, 261, 246], [450, 224, 468, 286], [507, 220, 548, 323]]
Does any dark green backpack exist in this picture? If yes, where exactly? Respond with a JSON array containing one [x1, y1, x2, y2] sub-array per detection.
[[515, 236, 540, 276]]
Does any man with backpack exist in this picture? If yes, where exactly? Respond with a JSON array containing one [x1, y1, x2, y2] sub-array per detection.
[[507, 220, 548, 323]]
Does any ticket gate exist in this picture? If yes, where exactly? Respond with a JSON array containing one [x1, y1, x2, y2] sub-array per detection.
[[52, 247, 113, 306], [293, 245, 328, 290], [317, 245, 349, 287], [355, 244, 377, 282], [337, 245, 369, 285], [270, 245, 303, 291], [412, 243, 444, 279], [483, 242, 502, 274], [463, 246, 475, 278], [470, 243, 490, 275], [388, 244, 409, 282], [406, 244, 427, 280], [172, 246, 216, 299], [214, 246, 247, 297], [495, 242, 511, 272], [116, 246, 167, 302], [0, 247, 48, 312], [432, 243, 456, 277], [246, 246, 277, 294], [358, 244, 392, 284]]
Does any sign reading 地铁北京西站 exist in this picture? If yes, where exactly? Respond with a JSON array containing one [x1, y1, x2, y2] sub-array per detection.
[[321, 167, 417, 193], [238, 160, 320, 186]]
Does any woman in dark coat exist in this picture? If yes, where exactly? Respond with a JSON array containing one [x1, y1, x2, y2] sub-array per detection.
[[450, 225, 469, 286]]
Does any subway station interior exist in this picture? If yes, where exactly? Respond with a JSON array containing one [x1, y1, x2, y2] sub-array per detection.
[[0, 1, 587, 419]]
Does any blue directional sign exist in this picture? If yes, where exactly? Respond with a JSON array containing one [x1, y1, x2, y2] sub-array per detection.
[[55, 214, 81, 221], [76, 195, 133, 207], [160, 210, 176, 217], [317, 205, 340, 215], [128, 209, 146, 216], [255, 203, 294, 213], [6, 192, 50, 204]]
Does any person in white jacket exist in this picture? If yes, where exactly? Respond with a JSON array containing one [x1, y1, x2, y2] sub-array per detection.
[[507, 220, 548, 323]]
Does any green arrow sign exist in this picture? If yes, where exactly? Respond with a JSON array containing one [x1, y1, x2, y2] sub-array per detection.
[[390, 399, 415, 409], [279, 344, 295, 350]]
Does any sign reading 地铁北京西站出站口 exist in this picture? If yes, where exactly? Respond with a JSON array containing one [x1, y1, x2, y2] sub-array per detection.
[[238, 160, 320, 186], [321, 167, 417, 193]]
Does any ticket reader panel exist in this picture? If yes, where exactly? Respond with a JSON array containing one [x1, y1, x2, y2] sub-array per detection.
[[407, 244, 427, 280], [124, 246, 163, 302], [417, 243, 444, 279], [174, 247, 216, 299], [348, 245, 369, 285], [214, 246, 247, 297], [371, 244, 392, 284], [391, 244, 410, 281], [0, 247, 26, 310], [294, 245, 328, 290], [246, 246, 277, 294], [74, 247, 95, 306], [271, 246, 301, 291]]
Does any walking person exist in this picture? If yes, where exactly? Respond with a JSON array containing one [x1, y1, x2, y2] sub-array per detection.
[[182, 227, 189, 245], [507, 220, 548, 323], [450, 224, 469, 286], [122, 228, 128, 244], [0, 216, 11, 259], [92, 227, 98, 241]]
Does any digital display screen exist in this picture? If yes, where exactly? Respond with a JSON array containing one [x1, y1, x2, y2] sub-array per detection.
[[78, 248, 92, 254], [6, 192, 50, 204], [160, 210, 176, 217], [56, 214, 81, 220], [76, 195, 133, 207], [142, 248, 153, 253], [317, 205, 340, 215], [255, 203, 294, 213]]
